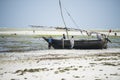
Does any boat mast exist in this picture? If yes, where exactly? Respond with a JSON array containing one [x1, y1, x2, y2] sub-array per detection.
[[59, 0, 69, 39]]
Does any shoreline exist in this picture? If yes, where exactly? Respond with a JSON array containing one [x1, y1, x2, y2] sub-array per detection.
[[0, 48, 120, 60]]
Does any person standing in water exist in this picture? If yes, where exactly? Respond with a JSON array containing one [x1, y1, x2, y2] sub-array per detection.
[[48, 36, 52, 49], [70, 36, 74, 49]]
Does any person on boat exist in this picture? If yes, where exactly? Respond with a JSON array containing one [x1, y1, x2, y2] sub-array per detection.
[[48, 36, 52, 49], [62, 34, 66, 48], [97, 34, 102, 40], [70, 36, 74, 49], [97, 34, 105, 40], [63, 34, 66, 39]]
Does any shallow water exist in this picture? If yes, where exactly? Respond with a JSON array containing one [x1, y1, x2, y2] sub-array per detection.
[[0, 35, 120, 52]]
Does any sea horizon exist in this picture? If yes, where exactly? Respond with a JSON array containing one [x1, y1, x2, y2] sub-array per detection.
[[0, 26, 120, 31]]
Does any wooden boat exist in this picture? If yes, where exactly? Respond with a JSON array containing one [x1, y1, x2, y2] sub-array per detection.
[[42, 0, 109, 49], [43, 37, 108, 49]]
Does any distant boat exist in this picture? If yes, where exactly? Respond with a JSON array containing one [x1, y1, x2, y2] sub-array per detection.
[[43, 0, 109, 49]]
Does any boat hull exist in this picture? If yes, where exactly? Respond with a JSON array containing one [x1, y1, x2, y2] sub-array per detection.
[[43, 37, 108, 49]]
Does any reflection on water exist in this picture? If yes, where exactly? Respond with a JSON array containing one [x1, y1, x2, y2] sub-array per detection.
[[0, 35, 120, 52], [0, 35, 48, 52], [107, 37, 120, 48]]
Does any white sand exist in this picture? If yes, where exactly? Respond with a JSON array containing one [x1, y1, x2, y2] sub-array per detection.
[[0, 30, 120, 36], [0, 49, 120, 80]]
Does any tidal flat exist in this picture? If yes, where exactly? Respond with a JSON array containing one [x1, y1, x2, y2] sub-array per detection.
[[0, 50, 120, 80]]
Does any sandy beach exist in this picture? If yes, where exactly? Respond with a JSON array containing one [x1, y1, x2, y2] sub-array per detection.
[[0, 28, 120, 36], [0, 28, 120, 80], [0, 49, 120, 80]]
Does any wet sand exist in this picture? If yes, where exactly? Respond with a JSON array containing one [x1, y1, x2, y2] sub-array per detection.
[[0, 49, 120, 80]]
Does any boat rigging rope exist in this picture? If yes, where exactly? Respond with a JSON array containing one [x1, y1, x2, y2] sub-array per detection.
[[59, 0, 69, 39], [64, 6, 89, 38], [59, 0, 106, 39], [64, 7, 105, 37], [64, 8, 84, 35]]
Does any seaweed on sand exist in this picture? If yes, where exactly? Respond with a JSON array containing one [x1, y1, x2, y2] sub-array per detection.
[[94, 57, 118, 61], [101, 62, 119, 66], [54, 66, 79, 74], [73, 75, 80, 78], [110, 73, 119, 76], [15, 68, 49, 75]]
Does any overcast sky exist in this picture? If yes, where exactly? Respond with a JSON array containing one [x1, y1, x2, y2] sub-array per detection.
[[0, 0, 120, 29]]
